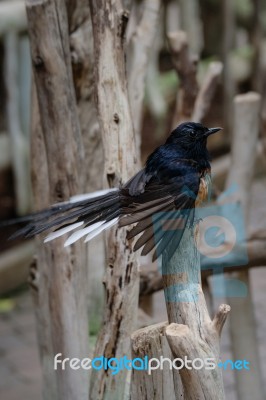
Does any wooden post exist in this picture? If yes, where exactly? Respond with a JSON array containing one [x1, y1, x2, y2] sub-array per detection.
[[127, 0, 161, 157], [4, 31, 32, 215], [162, 227, 229, 399], [224, 92, 265, 400], [131, 322, 182, 400], [0, 1, 27, 36], [26, 1, 89, 399], [131, 227, 229, 399], [88, 1, 140, 399], [179, 0, 203, 54], [222, 0, 235, 138], [69, 6, 106, 338]]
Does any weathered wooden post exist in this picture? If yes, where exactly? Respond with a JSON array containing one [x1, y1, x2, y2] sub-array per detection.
[[26, 1, 90, 399], [88, 1, 141, 399], [225, 92, 264, 400], [131, 225, 230, 399], [162, 226, 229, 399]]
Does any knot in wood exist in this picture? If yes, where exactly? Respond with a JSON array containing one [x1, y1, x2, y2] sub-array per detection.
[[34, 55, 45, 69], [113, 113, 120, 124], [119, 10, 129, 39]]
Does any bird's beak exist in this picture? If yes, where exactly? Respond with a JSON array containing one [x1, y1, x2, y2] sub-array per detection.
[[205, 127, 222, 136]]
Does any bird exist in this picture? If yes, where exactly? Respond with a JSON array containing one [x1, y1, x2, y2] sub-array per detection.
[[9, 122, 221, 262]]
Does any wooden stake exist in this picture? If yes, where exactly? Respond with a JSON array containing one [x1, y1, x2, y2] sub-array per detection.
[[4, 31, 31, 215], [224, 92, 264, 400], [88, 1, 140, 399], [26, 1, 89, 399], [0, 1, 27, 36], [131, 322, 182, 400], [162, 225, 229, 399], [127, 0, 161, 157]]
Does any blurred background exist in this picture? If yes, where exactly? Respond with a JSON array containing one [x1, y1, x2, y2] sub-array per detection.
[[0, 0, 266, 399]]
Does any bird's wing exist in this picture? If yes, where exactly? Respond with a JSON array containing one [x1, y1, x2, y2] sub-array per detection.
[[120, 160, 202, 261], [123, 168, 153, 196]]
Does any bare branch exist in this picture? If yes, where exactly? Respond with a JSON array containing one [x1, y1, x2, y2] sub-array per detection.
[[165, 323, 225, 399], [192, 62, 223, 123]]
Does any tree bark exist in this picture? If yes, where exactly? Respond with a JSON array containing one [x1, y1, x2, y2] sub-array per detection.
[[26, 1, 89, 399], [69, 5, 106, 339], [88, 1, 140, 399]]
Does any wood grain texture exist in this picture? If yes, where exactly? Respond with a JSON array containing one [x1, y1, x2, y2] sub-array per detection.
[[26, 1, 89, 399], [131, 322, 182, 400], [88, 1, 140, 399]]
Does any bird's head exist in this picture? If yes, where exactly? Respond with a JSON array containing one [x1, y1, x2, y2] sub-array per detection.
[[166, 122, 222, 149]]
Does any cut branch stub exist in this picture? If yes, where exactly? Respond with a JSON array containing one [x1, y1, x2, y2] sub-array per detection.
[[131, 322, 182, 400]]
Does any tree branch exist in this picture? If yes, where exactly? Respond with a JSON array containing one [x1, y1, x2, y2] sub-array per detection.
[[192, 61, 223, 123]]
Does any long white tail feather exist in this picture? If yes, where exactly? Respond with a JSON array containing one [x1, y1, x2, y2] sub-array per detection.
[[64, 221, 105, 247], [44, 222, 84, 243], [84, 217, 119, 243], [70, 189, 118, 203]]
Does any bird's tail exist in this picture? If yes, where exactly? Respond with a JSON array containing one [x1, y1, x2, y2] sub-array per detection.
[[6, 188, 122, 246]]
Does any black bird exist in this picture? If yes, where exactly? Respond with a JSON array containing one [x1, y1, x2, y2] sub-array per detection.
[[10, 122, 221, 261]]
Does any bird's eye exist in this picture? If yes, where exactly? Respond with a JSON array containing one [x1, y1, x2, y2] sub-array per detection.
[[188, 131, 197, 138]]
